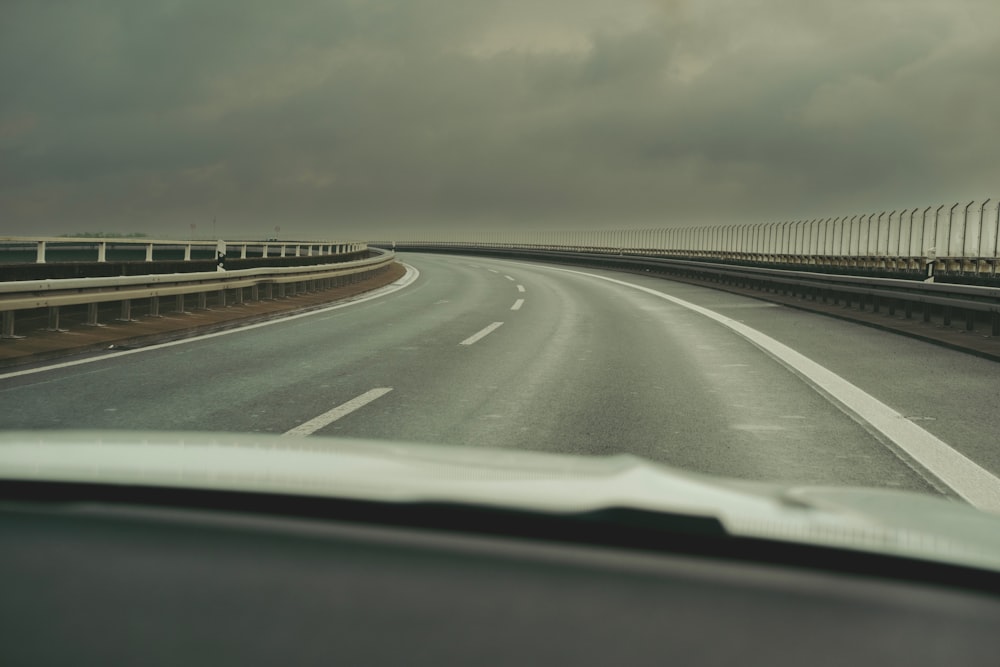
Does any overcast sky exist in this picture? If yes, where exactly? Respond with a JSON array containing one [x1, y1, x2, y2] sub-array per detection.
[[2, 0, 999, 239]]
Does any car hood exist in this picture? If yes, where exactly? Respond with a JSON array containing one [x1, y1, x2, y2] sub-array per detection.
[[1, 430, 999, 571]]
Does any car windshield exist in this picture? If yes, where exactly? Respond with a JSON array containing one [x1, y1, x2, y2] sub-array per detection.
[[3, 1, 1000, 560]]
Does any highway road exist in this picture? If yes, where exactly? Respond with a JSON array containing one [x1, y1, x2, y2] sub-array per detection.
[[3, 252, 1000, 503]]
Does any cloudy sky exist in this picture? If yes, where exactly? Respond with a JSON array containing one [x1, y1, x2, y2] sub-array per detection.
[[2, 0, 999, 239]]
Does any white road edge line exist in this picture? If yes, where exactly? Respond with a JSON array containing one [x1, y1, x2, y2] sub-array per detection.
[[0, 264, 421, 381], [460, 322, 504, 346], [536, 264, 1000, 513], [517, 284, 526, 293], [511, 299, 524, 311], [283, 387, 393, 437]]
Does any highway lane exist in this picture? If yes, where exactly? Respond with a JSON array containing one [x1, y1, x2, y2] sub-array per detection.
[[3, 252, 1000, 499], [522, 261, 1000, 481]]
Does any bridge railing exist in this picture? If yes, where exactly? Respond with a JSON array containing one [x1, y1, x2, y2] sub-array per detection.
[[0, 237, 368, 264], [373, 197, 1000, 278]]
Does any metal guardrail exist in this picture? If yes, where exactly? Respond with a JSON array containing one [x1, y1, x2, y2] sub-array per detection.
[[0, 236, 367, 264], [387, 244, 1000, 336], [0, 249, 395, 338]]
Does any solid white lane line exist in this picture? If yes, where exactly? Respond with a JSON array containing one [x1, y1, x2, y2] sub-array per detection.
[[282, 388, 393, 437], [0, 265, 420, 381], [460, 322, 504, 346], [505, 275, 515, 281], [511, 299, 524, 311], [517, 285, 526, 293], [540, 265, 1000, 513]]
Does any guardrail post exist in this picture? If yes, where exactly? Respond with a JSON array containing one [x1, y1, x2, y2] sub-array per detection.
[[240, 244, 248, 259], [46, 307, 66, 332], [145, 244, 154, 261], [184, 244, 192, 261], [98, 242, 107, 262], [175, 294, 186, 314], [197, 292, 208, 310], [217, 289, 227, 308], [35, 241, 46, 264], [1, 311, 23, 339], [150, 296, 161, 317], [85, 303, 102, 326], [118, 300, 134, 322]]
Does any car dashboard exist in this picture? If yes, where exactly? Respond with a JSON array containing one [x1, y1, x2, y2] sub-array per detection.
[[2, 481, 999, 666]]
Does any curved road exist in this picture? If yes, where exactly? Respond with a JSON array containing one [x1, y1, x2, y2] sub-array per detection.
[[3, 252, 1000, 504]]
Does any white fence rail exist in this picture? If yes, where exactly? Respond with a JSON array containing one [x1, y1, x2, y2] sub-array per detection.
[[0, 237, 367, 264]]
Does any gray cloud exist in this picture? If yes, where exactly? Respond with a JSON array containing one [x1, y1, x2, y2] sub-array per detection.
[[2, 0, 1000, 238]]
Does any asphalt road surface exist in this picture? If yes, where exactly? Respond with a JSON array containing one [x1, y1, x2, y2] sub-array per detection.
[[4, 252, 1000, 503]]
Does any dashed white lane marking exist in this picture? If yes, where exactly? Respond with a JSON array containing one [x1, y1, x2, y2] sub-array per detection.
[[0, 265, 421, 381], [538, 264, 1000, 513], [504, 275, 515, 281], [282, 388, 393, 437], [488, 269, 499, 274], [460, 322, 504, 346], [517, 285, 526, 293], [511, 299, 524, 311]]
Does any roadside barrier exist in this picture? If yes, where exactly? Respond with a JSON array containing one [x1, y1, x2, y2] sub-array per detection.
[[0, 249, 395, 339]]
